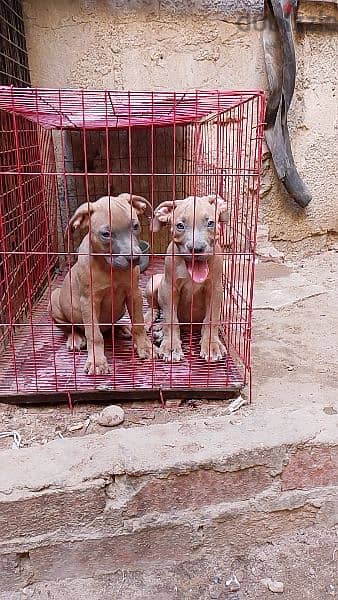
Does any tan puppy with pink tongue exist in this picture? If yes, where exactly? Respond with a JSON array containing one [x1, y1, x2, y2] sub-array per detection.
[[145, 194, 228, 362]]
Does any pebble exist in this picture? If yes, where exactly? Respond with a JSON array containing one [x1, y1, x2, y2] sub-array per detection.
[[97, 405, 125, 427], [165, 399, 182, 408], [226, 574, 241, 592], [186, 398, 204, 408], [235, 569, 245, 582], [68, 422, 84, 432], [209, 575, 222, 598], [209, 586, 222, 599], [140, 412, 155, 420], [261, 578, 284, 593], [326, 583, 336, 596]]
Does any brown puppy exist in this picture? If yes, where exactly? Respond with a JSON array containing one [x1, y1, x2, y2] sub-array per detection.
[[51, 193, 153, 374], [145, 194, 228, 362]]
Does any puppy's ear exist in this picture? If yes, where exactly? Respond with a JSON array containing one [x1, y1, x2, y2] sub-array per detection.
[[69, 202, 94, 231], [120, 193, 153, 216], [208, 194, 229, 224], [152, 200, 177, 232]]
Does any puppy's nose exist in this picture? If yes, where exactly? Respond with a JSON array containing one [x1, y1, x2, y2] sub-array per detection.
[[187, 242, 207, 254], [126, 255, 140, 266]]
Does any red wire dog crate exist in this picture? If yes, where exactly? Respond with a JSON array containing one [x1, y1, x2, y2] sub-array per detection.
[[0, 88, 266, 403]]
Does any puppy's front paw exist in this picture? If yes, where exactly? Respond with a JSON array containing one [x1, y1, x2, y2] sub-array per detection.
[[67, 332, 86, 352], [200, 337, 226, 362], [135, 335, 156, 360], [159, 339, 184, 362], [144, 308, 160, 333], [151, 325, 164, 346], [116, 324, 132, 339], [84, 355, 111, 375]]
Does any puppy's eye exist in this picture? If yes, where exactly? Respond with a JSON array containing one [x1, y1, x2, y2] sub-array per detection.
[[176, 222, 185, 231], [133, 222, 140, 231], [101, 230, 110, 239], [207, 220, 215, 228]]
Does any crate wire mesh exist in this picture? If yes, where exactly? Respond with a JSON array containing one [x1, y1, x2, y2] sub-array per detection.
[[0, 0, 31, 87], [0, 88, 266, 401]]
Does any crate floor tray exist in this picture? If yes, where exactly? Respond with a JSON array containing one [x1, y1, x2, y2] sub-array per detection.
[[0, 263, 243, 397]]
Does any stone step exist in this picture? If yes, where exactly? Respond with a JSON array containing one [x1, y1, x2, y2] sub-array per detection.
[[0, 403, 337, 591]]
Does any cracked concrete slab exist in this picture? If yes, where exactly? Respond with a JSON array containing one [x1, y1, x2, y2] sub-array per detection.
[[254, 263, 326, 310], [0, 402, 336, 497], [0, 401, 336, 594], [1, 526, 337, 600]]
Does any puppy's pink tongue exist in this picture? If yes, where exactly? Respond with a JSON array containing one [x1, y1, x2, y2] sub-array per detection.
[[187, 261, 209, 283]]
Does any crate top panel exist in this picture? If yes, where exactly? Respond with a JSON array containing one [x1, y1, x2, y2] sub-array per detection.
[[0, 87, 265, 130]]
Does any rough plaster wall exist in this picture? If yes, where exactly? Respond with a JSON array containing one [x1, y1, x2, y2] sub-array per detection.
[[22, 0, 338, 256], [23, 0, 265, 90]]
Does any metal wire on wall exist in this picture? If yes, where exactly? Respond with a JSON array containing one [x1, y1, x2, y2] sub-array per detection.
[[0, 0, 30, 87]]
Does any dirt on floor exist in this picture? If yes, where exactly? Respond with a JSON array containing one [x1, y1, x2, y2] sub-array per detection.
[[0, 249, 337, 448]]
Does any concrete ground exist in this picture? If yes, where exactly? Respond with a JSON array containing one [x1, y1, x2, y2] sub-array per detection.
[[253, 250, 338, 413], [0, 250, 337, 599], [1, 249, 337, 442]]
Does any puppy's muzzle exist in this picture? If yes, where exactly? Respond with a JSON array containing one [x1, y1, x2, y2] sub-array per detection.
[[184, 242, 211, 265], [126, 255, 140, 266], [186, 242, 207, 254], [105, 250, 142, 270], [100, 229, 142, 270]]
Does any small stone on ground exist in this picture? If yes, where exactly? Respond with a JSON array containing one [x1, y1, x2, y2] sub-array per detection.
[[261, 578, 284, 593], [97, 405, 125, 427]]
